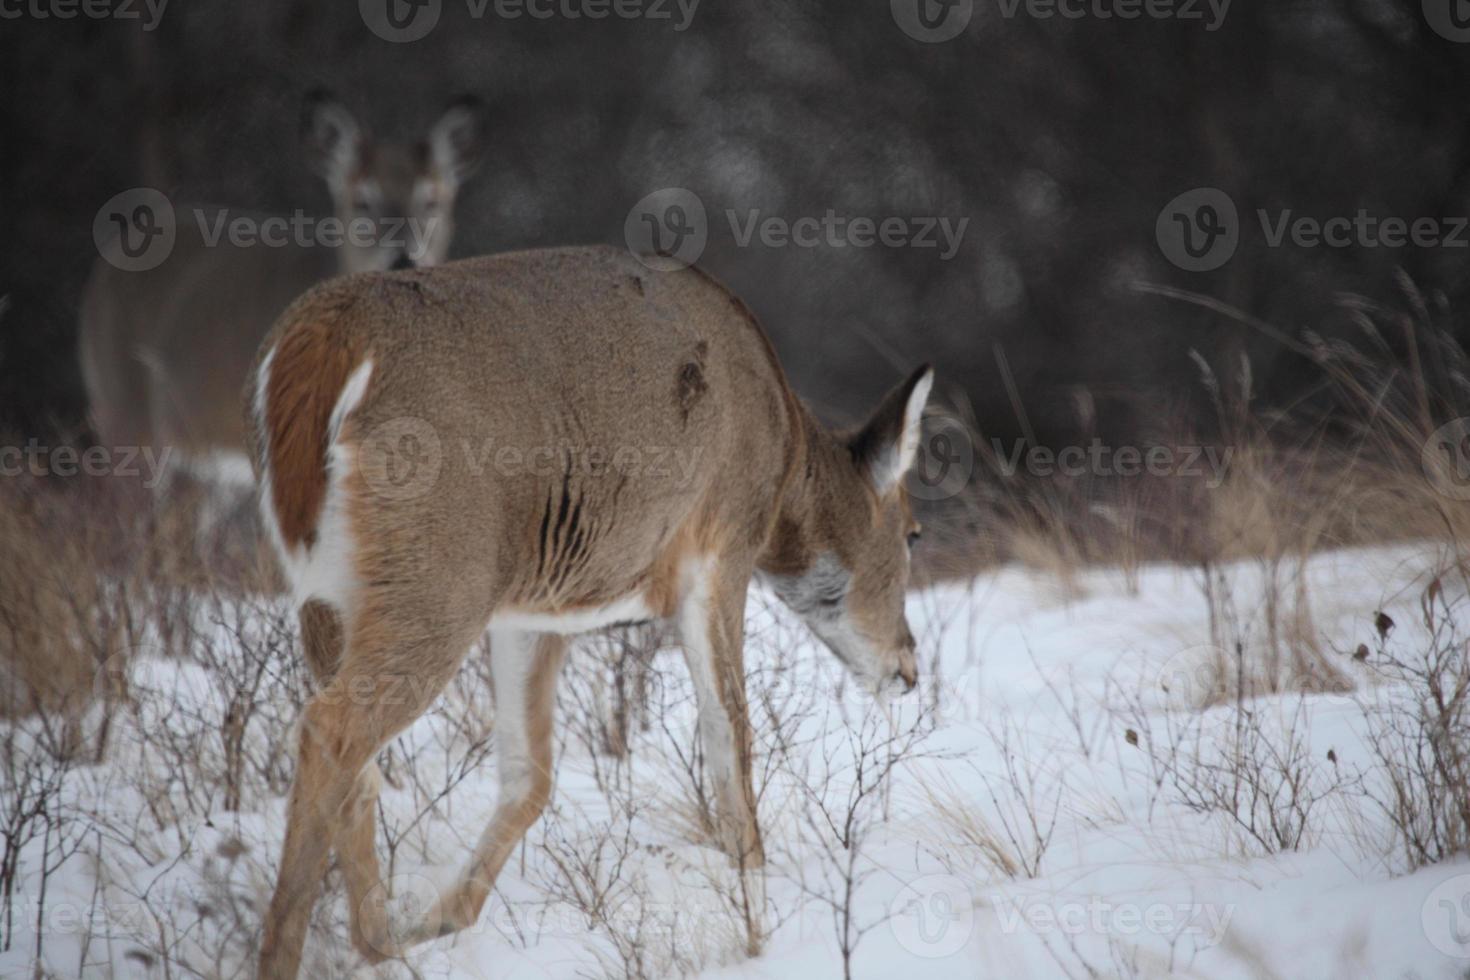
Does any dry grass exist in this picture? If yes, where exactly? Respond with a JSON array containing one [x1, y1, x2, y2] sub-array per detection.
[[914, 768, 1023, 880], [909, 277, 1470, 711]]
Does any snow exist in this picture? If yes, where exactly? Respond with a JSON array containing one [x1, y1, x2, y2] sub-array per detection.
[[2, 543, 1468, 978]]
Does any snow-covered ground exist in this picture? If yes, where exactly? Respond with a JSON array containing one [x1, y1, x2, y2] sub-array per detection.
[[3, 544, 1469, 978]]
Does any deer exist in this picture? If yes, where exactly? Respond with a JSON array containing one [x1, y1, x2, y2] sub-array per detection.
[[78, 90, 485, 487], [245, 243, 933, 979]]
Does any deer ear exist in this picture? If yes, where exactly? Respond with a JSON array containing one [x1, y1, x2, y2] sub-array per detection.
[[301, 89, 363, 185], [427, 95, 487, 182], [849, 365, 935, 497]]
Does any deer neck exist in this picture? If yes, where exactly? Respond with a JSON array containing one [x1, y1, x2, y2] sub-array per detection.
[[759, 404, 852, 578]]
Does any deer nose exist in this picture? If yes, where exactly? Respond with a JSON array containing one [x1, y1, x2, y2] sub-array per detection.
[[390, 253, 415, 271]]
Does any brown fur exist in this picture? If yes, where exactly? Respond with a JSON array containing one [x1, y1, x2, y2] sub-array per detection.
[[263, 307, 364, 550], [247, 245, 930, 979]]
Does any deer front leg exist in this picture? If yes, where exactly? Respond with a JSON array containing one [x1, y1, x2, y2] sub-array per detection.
[[678, 561, 764, 871]]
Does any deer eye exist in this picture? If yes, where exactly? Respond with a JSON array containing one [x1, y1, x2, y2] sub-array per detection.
[[906, 529, 921, 548]]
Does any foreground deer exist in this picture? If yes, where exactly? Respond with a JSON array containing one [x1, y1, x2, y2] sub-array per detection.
[[79, 90, 484, 476], [246, 244, 932, 978]]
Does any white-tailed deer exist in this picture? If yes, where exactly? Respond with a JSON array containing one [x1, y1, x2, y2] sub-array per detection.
[[245, 245, 931, 978], [78, 90, 485, 479]]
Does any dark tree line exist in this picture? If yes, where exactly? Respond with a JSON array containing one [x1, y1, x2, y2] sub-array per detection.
[[4, 0, 1470, 445]]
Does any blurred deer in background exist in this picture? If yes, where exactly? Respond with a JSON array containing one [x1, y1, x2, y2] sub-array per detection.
[[78, 90, 486, 486]]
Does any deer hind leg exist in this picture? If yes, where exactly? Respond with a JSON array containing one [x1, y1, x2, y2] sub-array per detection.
[[258, 608, 476, 980], [294, 601, 392, 965], [678, 560, 764, 871], [406, 628, 568, 944]]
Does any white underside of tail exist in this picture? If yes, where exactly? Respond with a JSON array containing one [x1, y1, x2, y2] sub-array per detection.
[[254, 347, 374, 619]]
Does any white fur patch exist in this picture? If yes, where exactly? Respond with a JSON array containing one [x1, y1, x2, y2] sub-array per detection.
[[489, 594, 654, 635], [254, 350, 374, 618], [252, 346, 284, 564], [677, 557, 738, 790], [177, 450, 255, 486], [871, 368, 935, 495], [897, 368, 935, 476], [487, 628, 537, 802], [329, 360, 374, 447]]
